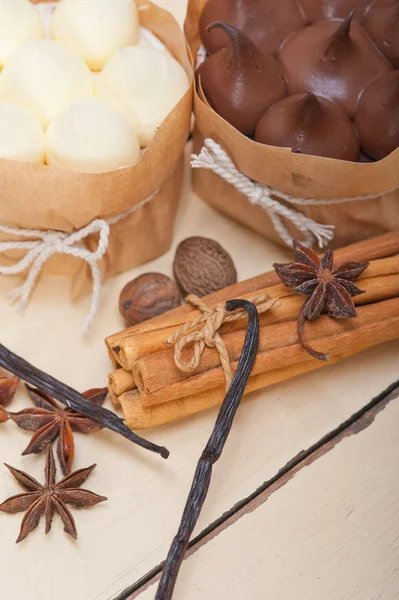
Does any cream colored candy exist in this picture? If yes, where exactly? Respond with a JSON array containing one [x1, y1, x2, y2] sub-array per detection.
[[96, 47, 190, 146], [92, 71, 102, 94], [0, 39, 94, 129], [137, 28, 167, 52], [0, 0, 44, 69], [0, 101, 44, 164], [45, 98, 141, 173], [51, 0, 140, 71]]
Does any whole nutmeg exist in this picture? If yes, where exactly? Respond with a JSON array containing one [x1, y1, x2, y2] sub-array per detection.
[[119, 273, 182, 327], [173, 236, 237, 297]]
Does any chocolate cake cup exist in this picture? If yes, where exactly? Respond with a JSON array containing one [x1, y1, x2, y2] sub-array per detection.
[[185, 0, 399, 249]]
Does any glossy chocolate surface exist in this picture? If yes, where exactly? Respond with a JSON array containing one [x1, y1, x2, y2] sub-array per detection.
[[255, 92, 360, 160], [199, 0, 306, 56], [354, 70, 399, 159], [198, 22, 286, 134], [298, 0, 371, 22], [197, 1, 399, 161], [364, 0, 399, 67], [278, 14, 392, 117]]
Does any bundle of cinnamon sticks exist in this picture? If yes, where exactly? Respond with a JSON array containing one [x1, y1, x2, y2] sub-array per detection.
[[106, 233, 399, 430]]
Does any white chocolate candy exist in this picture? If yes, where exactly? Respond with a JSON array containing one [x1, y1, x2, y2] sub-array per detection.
[[137, 28, 167, 52], [0, 0, 44, 69], [45, 98, 141, 173], [96, 47, 190, 146], [0, 39, 94, 129], [91, 71, 102, 94], [0, 102, 44, 164], [51, 0, 140, 71]]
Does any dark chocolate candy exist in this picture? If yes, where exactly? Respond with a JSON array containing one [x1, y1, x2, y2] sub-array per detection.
[[364, 0, 399, 67], [354, 70, 399, 159], [278, 13, 391, 117], [255, 92, 360, 161], [198, 22, 286, 134], [199, 0, 306, 56], [358, 151, 376, 162], [298, 0, 371, 23]]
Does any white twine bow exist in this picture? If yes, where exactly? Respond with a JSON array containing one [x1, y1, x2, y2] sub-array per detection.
[[0, 193, 156, 331], [192, 139, 337, 248]]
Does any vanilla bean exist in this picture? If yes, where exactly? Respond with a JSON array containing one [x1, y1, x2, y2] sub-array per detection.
[[0, 344, 169, 459], [155, 299, 259, 599]]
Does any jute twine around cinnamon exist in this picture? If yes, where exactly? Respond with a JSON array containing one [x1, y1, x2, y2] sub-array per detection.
[[166, 294, 280, 390]]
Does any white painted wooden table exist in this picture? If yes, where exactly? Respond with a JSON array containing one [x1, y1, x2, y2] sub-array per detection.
[[0, 3, 398, 600]]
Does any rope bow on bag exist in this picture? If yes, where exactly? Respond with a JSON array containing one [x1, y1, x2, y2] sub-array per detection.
[[166, 294, 280, 390], [0, 193, 156, 330], [0, 221, 111, 331], [191, 139, 398, 249]]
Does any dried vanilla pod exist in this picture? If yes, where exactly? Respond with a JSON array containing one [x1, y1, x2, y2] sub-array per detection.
[[155, 299, 259, 599], [173, 236, 237, 297], [0, 344, 170, 459], [119, 273, 182, 327]]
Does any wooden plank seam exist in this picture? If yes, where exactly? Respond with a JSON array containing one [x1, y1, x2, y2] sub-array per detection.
[[111, 378, 399, 600]]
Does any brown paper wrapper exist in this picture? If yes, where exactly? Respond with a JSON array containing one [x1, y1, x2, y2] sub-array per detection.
[[184, 0, 399, 249], [0, 0, 193, 298]]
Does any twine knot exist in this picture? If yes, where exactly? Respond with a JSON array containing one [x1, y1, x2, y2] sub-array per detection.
[[0, 220, 110, 331], [166, 293, 280, 391], [0, 191, 157, 330], [192, 139, 399, 249], [191, 139, 337, 249]]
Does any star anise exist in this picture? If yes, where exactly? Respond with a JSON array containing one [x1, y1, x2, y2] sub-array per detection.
[[0, 446, 107, 543], [0, 376, 19, 423], [274, 241, 369, 361], [10, 386, 108, 474]]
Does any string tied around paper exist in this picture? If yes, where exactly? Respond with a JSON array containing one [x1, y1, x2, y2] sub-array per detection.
[[0, 192, 157, 331], [191, 139, 397, 249], [166, 293, 280, 391]]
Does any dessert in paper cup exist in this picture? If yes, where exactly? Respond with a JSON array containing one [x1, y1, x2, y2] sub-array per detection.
[[0, 0, 193, 327], [184, 0, 399, 250]]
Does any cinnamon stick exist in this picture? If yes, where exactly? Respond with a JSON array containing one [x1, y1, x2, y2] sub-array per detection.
[[119, 257, 399, 369], [106, 232, 399, 367], [134, 298, 399, 406], [108, 385, 122, 409], [108, 368, 136, 396], [120, 352, 353, 429]]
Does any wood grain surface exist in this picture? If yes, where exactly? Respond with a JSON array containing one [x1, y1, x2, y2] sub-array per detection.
[[0, 3, 398, 600], [3, 141, 397, 600], [136, 383, 399, 599]]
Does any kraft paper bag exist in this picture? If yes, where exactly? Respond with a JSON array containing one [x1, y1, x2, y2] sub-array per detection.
[[0, 0, 193, 300], [184, 0, 399, 249]]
